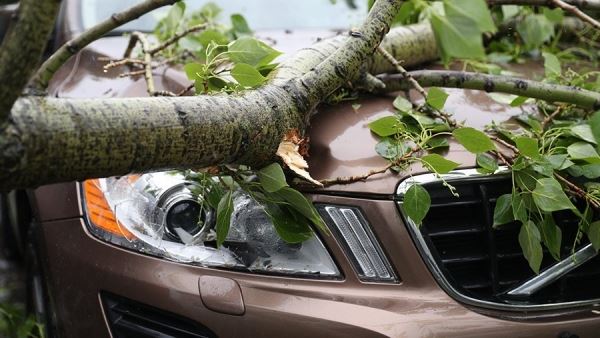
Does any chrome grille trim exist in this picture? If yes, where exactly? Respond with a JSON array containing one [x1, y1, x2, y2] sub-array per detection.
[[395, 169, 600, 312]]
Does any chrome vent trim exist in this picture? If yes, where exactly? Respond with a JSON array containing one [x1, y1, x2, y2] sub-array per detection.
[[396, 168, 600, 312]]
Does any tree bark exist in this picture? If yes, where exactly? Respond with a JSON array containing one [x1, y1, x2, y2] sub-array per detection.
[[379, 70, 600, 109], [0, 0, 61, 123], [486, 0, 600, 9], [0, 1, 440, 190], [28, 0, 180, 92]]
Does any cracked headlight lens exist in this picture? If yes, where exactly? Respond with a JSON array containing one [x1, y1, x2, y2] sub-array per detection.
[[82, 171, 339, 278]]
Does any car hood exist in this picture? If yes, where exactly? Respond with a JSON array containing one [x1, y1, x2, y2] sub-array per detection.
[[49, 30, 530, 197]]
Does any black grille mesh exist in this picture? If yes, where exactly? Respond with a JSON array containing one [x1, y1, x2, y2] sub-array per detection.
[[415, 175, 600, 305]]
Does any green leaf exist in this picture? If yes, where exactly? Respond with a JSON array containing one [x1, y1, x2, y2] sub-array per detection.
[[542, 52, 561, 77], [228, 37, 282, 67], [421, 154, 459, 174], [567, 142, 600, 162], [230, 63, 266, 88], [477, 153, 498, 173], [548, 154, 574, 170], [519, 220, 543, 274], [426, 87, 449, 110], [426, 136, 450, 150], [532, 160, 554, 177], [274, 187, 326, 232], [510, 96, 529, 107], [375, 138, 406, 159], [493, 194, 514, 227], [197, 29, 230, 47], [231, 14, 252, 35], [590, 111, 600, 145], [452, 127, 496, 153], [540, 214, 562, 261], [266, 204, 313, 243], [515, 136, 540, 159], [216, 191, 234, 246], [588, 221, 600, 251], [164, 2, 185, 36], [368, 115, 402, 137], [257, 163, 288, 192], [502, 5, 520, 21], [543, 7, 564, 23], [581, 164, 600, 179], [512, 193, 529, 224], [444, 0, 496, 33], [532, 178, 576, 212], [430, 11, 486, 62], [393, 96, 412, 112], [183, 63, 205, 81], [571, 124, 597, 145], [516, 14, 555, 50], [403, 184, 431, 226]]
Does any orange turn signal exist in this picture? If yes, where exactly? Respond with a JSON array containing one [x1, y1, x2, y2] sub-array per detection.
[[83, 179, 134, 239]]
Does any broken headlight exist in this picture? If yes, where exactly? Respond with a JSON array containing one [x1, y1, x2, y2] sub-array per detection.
[[82, 172, 339, 278]]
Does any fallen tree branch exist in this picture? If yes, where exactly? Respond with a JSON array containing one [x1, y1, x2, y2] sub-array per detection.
[[551, 0, 600, 30], [486, 0, 600, 9], [0, 0, 61, 124], [378, 70, 600, 109], [28, 0, 180, 92], [148, 23, 207, 55], [0, 0, 431, 190]]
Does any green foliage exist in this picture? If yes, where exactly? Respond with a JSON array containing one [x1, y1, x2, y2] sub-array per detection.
[[216, 191, 234, 246], [0, 303, 44, 338], [452, 127, 495, 153], [420, 154, 458, 174], [403, 184, 431, 226], [519, 220, 543, 273], [153, 2, 281, 93], [426, 87, 449, 110]]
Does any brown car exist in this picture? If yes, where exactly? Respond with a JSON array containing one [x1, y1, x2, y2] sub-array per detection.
[[2, 1, 600, 337]]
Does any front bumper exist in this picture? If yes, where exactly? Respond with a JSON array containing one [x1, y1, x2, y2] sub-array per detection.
[[36, 194, 600, 338]]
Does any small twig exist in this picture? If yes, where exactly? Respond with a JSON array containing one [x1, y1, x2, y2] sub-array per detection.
[[555, 173, 600, 209], [319, 147, 420, 186], [492, 150, 512, 167], [377, 45, 427, 99], [148, 23, 208, 55], [542, 105, 563, 130], [29, 0, 179, 91], [490, 135, 519, 154], [377, 46, 457, 127], [551, 0, 600, 31], [129, 32, 156, 96], [103, 58, 147, 71], [119, 69, 146, 78], [153, 90, 177, 97], [319, 164, 393, 187], [177, 83, 195, 96]]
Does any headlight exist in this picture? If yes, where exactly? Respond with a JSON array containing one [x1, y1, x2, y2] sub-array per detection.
[[82, 171, 339, 278]]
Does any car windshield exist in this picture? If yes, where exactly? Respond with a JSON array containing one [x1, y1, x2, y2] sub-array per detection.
[[80, 0, 368, 31]]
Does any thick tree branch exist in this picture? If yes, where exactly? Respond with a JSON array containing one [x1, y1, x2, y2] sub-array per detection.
[[486, 0, 600, 9], [0, 0, 427, 190], [550, 0, 600, 30], [28, 0, 180, 92], [378, 70, 600, 109], [0, 0, 61, 124]]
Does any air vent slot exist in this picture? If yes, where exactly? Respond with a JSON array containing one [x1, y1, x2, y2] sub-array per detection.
[[102, 292, 217, 338]]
